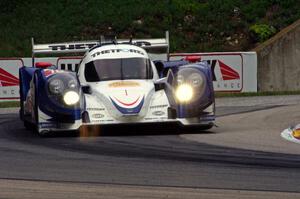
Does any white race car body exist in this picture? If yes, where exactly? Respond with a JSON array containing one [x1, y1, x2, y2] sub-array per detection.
[[19, 34, 215, 135]]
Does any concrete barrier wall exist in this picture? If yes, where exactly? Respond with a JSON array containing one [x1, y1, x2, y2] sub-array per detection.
[[255, 19, 300, 91]]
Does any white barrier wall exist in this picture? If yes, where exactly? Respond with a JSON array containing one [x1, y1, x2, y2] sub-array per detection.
[[0, 53, 257, 101], [0, 58, 24, 100]]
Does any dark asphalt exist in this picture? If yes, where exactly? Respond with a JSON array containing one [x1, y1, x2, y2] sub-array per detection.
[[0, 106, 300, 193]]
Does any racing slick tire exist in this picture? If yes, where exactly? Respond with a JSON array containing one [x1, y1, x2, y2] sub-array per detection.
[[181, 123, 214, 132], [197, 123, 214, 130], [24, 120, 34, 130]]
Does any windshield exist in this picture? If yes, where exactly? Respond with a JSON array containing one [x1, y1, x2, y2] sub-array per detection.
[[84, 58, 153, 82]]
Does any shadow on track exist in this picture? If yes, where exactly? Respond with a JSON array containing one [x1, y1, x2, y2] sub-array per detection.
[[49, 123, 215, 138]]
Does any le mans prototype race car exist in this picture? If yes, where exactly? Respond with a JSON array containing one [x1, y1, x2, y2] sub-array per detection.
[[19, 32, 215, 135]]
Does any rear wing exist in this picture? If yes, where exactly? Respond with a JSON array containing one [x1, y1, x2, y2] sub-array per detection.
[[31, 31, 169, 66]]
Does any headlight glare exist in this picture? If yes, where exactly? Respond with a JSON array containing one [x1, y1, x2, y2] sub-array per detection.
[[63, 91, 80, 105], [175, 84, 194, 103]]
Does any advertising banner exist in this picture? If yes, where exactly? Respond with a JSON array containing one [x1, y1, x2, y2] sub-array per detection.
[[0, 58, 23, 100], [0, 52, 257, 101]]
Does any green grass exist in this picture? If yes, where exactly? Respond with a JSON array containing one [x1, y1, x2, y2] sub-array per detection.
[[215, 91, 300, 98], [0, 0, 299, 57], [0, 101, 20, 108]]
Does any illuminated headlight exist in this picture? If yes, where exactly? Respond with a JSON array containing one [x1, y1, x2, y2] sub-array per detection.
[[48, 79, 64, 94], [63, 91, 80, 105], [175, 84, 194, 103]]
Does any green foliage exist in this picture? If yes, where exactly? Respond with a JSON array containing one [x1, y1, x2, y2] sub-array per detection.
[[0, 0, 299, 57], [0, 101, 19, 108], [249, 24, 276, 42]]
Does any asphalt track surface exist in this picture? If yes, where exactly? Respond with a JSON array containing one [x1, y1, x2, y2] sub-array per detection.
[[1, 96, 300, 198]]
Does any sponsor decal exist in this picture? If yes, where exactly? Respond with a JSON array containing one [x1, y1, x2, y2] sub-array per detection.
[[91, 48, 145, 58], [152, 111, 165, 116], [49, 43, 98, 51], [150, 104, 168, 109], [43, 69, 65, 78], [92, 119, 114, 123], [110, 96, 144, 114], [92, 113, 104, 119], [109, 81, 140, 88], [39, 122, 57, 128], [144, 117, 167, 120], [87, 108, 105, 111], [49, 41, 150, 52], [0, 67, 19, 86], [114, 96, 141, 106]]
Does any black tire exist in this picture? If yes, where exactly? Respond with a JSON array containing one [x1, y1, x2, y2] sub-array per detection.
[[197, 123, 214, 130], [24, 120, 34, 130], [181, 123, 214, 132]]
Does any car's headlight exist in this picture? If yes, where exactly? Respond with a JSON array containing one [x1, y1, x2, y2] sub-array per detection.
[[188, 73, 204, 88], [176, 74, 184, 84], [63, 91, 80, 105], [175, 84, 194, 103], [48, 79, 64, 94], [68, 79, 78, 89]]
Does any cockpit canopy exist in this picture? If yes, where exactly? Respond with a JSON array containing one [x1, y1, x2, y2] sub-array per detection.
[[84, 57, 153, 82]]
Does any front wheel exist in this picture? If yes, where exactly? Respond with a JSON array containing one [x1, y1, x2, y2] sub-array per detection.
[[197, 123, 214, 130], [24, 120, 34, 130], [181, 123, 214, 132]]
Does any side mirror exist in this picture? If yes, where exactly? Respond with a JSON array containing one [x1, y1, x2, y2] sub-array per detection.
[[154, 77, 167, 84], [153, 61, 164, 78], [154, 77, 167, 91], [82, 85, 92, 94]]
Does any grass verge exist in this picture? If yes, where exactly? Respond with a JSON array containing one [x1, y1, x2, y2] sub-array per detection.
[[0, 101, 20, 108], [215, 91, 300, 98]]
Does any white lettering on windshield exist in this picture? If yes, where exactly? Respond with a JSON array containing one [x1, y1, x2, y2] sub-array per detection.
[[91, 49, 145, 58]]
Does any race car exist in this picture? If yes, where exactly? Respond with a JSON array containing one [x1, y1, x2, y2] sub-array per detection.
[[19, 32, 215, 135]]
